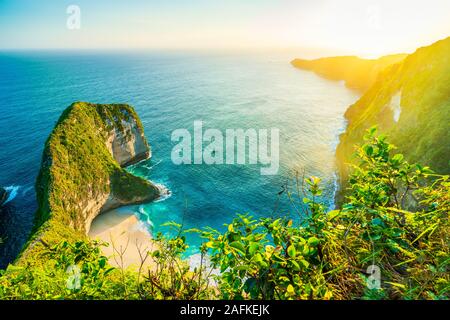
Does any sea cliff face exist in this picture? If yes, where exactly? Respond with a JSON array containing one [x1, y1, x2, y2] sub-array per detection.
[[106, 117, 151, 167], [336, 37, 450, 201], [17, 102, 159, 265]]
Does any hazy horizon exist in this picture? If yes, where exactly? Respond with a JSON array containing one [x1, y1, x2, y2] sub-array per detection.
[[1, 0, 450, 58]]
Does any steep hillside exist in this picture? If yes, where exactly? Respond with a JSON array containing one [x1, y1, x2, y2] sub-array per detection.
[[336, 37, 450, 197], [291, 54, 407, 91], [17, 102, 160, 265]]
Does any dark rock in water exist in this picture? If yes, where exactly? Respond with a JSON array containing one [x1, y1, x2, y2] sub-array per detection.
[[0, 187, 7, 206]]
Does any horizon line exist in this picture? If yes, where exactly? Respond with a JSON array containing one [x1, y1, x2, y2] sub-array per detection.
[[0, 45, 414, 60]]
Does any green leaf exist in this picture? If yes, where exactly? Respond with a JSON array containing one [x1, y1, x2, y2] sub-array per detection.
[[249, 242, 259, 256], [371, 234, 382, 241], [392, 154, 404, 163], [235, 265, 250, 271], [300, 259, 310, 269], [104, 267, 115, 276], [327, 210, 340, 220], [287, 245, 296, 258], [252, 253, 263, 263], [205, 241, 214, 248], [243, 278, 257, 294], [290, 260, 301, 271], [371, 218, 384, 227], [229, 241, 245, 254], [307, 237, 320, 247], [99, 258, 106, 268], [412, 223, 438, 244], [287, 284, 295, 294], [385, 281, 406, 289], [302, 245, 310, 256]]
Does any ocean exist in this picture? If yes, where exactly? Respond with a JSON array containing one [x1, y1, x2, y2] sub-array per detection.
[[0, 50, 359, 267]]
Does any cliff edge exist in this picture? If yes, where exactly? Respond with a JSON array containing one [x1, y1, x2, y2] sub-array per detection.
[[17, 102, 160, 265], [291, 54, 407, 91], [336, 37, 450, 201]]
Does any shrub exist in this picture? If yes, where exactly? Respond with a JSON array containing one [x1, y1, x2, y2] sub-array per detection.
[[0, 128, 448, 300]]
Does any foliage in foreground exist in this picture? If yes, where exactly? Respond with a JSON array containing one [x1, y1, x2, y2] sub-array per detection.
[[0, 129, 448, 299], [201, 129, 449, 300]]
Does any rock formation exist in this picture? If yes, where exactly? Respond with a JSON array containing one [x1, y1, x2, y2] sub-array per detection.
[[17, 102, 160, 265], [336, 37, 450, 201], [291, 54, 406, 91]]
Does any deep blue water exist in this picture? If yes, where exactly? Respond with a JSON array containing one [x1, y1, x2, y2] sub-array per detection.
[[0, 51, 359, 266]]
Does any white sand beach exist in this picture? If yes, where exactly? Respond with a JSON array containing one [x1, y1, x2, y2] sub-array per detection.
[[88, 208, 156, 270]]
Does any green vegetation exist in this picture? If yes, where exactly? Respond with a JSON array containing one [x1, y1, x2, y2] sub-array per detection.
[[1, 130, 448, 299], [17, 102, 159, 267], [291, 54, 406, 91], [337, 37, 450, 199]]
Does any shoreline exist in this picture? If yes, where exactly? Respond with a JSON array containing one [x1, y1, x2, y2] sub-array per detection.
[[331, 117, 350, 210], [88, 207, 156, 270], [88, 182, 170, 269]]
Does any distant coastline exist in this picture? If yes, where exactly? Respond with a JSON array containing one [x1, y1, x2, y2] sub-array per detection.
[[291, 54, 406, 91]]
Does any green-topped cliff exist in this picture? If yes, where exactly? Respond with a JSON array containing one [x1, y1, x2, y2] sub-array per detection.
[[17, 102, 160, 265], [336, 37, 450, 198], [291, 54, 407, 91]]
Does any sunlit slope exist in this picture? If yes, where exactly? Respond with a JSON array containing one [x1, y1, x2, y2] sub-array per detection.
[[336, 37, 450, 194], [291, 54, 407, 91]]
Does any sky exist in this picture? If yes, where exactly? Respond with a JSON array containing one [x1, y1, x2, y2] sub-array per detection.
[[1, 0, 449, 57]]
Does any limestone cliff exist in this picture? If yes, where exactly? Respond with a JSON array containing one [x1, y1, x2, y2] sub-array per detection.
[[106, 117, 151, 167], [17, 102, 160, 265]]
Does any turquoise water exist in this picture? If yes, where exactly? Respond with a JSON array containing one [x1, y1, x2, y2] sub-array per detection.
[[0, 51, 359, 266]]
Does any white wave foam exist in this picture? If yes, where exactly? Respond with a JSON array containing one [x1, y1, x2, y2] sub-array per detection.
[[138, 204, 146, 215], [22, 185, 33, 196], [141, 159, 163, 170], [154, 183, 172, 202], [330, 118, 348, 149], [3, 185, 21, 204], [150, 159, 162, 168], [137, 205, 154, 231]]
